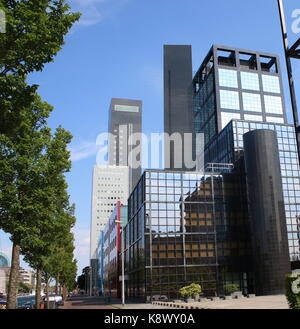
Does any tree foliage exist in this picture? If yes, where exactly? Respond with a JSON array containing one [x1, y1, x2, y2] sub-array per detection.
[[179, 283, 202, 299], [0, 0, 80, 77], [286, 274, 300, 309], [0, 0, 80, 308], [223, 283, 239, 296]]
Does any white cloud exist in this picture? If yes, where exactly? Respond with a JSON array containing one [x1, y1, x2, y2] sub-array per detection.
[[69, 140, 99, 162], [69, 0, 128, 27]]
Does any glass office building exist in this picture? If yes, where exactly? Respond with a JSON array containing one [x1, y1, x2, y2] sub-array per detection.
[[123, 169, 253, 301], [193, 45, 287, 146], [205, 119, 300, 262], [193, 45, 300, 265]]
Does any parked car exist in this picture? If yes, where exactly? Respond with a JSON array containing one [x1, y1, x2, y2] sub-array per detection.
[[0, 299, 6, 309], [42, 295, 64, 307]]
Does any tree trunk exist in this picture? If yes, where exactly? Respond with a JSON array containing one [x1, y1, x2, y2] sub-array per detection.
[[35, 270, 42, 309], [45, 273, 50, 309], [62, 284, 67, 301], [7, 243, 20, 309], [55, 275, 59, 294]]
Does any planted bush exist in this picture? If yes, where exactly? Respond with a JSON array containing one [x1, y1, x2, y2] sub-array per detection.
[[179, 283, 202, 299], [286, 274, 300, 309], [224, 284, 239, 296]]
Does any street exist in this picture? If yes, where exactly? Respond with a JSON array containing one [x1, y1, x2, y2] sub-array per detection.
[[60, 296, 118, 309]]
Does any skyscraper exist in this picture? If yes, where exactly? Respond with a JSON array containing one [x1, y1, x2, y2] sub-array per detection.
[[90, 165, 129, 260], [193, 45, 287, 146], [89, 165, 129, 295], [164, 45, 194, 170], [108, 98, 142, 193], [193, 45, 300, 267]]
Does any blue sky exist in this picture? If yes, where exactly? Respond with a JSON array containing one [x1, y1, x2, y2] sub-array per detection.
[[0, 0, 300, 275]]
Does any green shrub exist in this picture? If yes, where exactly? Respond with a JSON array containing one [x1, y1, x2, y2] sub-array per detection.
[[286, 274, 300, 309], [179, 283, 202, 299], [224, 284, 239, 296]]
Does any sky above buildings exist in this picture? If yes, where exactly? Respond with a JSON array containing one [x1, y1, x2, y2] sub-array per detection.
[[0, 0, 300, 275]]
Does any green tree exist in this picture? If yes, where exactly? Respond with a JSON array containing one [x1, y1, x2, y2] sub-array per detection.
[[21, 127, 75, 309], [0, 0, 80, 309], [0, 0, 80, 78], [0, 93, 53, 309], [18, 282, 33, 294]]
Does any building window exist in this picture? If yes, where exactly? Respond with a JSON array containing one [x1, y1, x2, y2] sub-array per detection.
[[244, 114, 263, 122], [221, 112, 241, 129], [266, 116, 284, 124], [262, 75, 281, 94], [242, 92, 262, 112], [218, 69, 238, 88], [264, 95, 283, 114], [220, 90, 240, 110], [240, 72, 260, 91]]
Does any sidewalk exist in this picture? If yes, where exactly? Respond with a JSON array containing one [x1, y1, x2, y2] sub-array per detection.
[[153, 295, 289, 310], [60, 294, 289, 310], [112, 302, 173, 309]]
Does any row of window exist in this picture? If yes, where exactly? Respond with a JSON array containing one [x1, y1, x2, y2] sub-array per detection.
[[219, 69, 281, 93], [220, 89, 284, 115], [221, 112, 284, 129]]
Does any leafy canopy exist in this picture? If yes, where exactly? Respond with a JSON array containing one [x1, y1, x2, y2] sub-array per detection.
[[0, 0, 80, 77]]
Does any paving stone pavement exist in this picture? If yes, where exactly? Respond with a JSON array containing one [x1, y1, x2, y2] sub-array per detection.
[[154, 295, 289, 310], [60, 295, 289, 310], [112, 303, 174, 309]]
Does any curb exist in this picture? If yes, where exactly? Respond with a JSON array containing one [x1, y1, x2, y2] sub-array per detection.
[[152, 301, 207, 310]]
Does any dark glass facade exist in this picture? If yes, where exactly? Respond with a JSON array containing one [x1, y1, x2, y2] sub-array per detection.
[[205, 120, 300, 262], [164, 45, 194, 170], [192, 46, 299, 264], [193, 46, 287, 147], [243, 130, 290, 295], [124, 169, 253, 301]]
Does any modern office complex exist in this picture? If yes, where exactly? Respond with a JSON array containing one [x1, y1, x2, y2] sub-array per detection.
[[204, 119, 300, 264], [123, 167, 289, 300], [193, 45, 287, 146], [164, 45, 194, 170], [192, 45, 300, 265], [108, 98, 142, 192], [94, 44, 299, 301], [103, 202, 128, 298], [90, 165, 129, 294]]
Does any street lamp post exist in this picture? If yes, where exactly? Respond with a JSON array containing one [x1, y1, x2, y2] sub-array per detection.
[[277, 0, 300, 160], [89, 266, 92, 297]]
